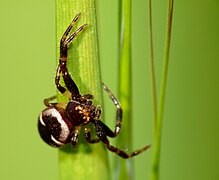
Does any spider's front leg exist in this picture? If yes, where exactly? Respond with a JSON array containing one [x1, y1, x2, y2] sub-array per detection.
[[58, 13, 87, 97], [55, 64, 66, 94]]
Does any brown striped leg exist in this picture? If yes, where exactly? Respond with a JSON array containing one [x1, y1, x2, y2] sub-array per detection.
[[71, 127, 81, 147], [94, 120, 150, 158], [60, 61, 80, 97], [59, 14, 87, 97], [56, 13, 81, 94], [84, 127, 100, 144], [64, 23, 87, 45], [55, 64, 67, 94], [80, 94, 94, 102], [55, 64, 73, 99], [94, 106, 102, 120], [104, 141, 151, 159], [102, 83, 122, 136], [60, 13, 81, 44]]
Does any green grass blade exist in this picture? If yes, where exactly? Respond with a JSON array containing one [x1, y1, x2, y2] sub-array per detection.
[[114, 0, 133, 179], [55, 1, 110, 180], [150, 0, 174, 180], [149, 0, 158, 132]]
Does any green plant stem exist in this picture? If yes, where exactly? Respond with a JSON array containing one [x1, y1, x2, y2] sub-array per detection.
[[150, 1, 174, 180], [55, 1, 110, 180], [115, 0, 133, 179], [149, 0, 158, 131]]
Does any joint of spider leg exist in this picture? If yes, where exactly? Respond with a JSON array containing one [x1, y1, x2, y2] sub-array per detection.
[[80, 94, 94, 101], [93, 105, 102, 120], [71, 127, 80, 146]]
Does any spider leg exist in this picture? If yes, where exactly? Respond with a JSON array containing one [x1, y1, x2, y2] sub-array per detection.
[[94, 105, 102, 120], [84, 127, 100, 144], [43, 95, 68, 110], [80, 94, 94, 101], [61, 13, 81, 44], [65, 24, 87, 45], [102, 83, 122, 136], [71, 127, 81, 147], [94, 120, 150, 159], [44, 95, 57, 107], [55, 65, 74, 101], [60, 61, 80, 97], [59, 18, 87, 97], [55, 64, 67, 94], [104, 140, 150, 159]]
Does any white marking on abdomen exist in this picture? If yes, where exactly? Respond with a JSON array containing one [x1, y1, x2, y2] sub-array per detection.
[[51, 135, 64, 146], [43, 108, 70, 142], [39, 113, 46, 126]]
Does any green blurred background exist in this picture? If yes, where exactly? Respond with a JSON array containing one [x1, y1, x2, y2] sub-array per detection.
[[0, 0, 218, 179]]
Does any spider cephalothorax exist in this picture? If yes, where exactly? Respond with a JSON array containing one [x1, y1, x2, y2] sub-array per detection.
[[38, 13, 150, 158]]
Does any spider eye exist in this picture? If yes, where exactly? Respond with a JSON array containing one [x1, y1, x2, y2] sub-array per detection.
[[38, 107, 73, 147]]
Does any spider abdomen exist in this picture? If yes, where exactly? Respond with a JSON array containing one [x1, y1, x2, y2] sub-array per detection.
[[38, 107, 73, 147]]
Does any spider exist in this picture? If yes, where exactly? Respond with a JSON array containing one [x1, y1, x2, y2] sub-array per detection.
[[38, 13, 150, 159]]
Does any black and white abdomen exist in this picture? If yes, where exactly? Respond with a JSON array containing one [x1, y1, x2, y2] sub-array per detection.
[[38, 107, 73, 147]]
